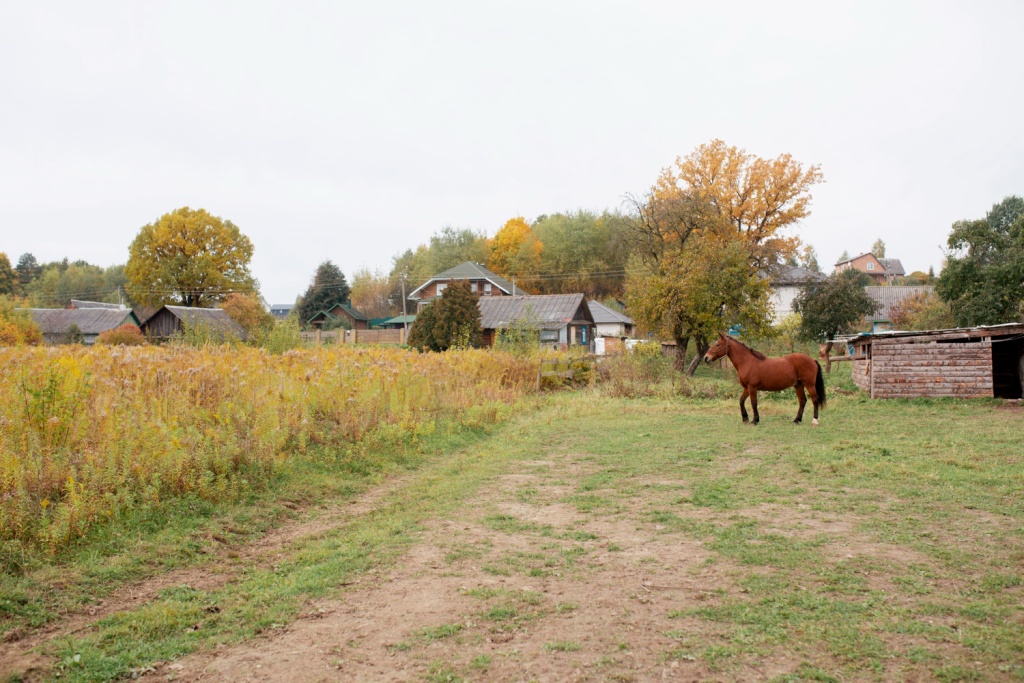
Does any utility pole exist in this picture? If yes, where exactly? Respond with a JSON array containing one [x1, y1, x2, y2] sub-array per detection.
[[401, 277, 409, 343]]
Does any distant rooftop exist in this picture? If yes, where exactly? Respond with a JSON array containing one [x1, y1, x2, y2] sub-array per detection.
[[409, 262, 528, 299]]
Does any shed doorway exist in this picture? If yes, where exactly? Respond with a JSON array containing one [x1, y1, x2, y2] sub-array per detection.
[[991, 335, 1024, 399]]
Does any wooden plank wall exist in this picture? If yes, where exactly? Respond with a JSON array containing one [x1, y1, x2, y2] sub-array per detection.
[[870, 339, 992, 398]]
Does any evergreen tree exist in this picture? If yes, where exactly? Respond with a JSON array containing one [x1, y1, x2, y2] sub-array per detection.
[[15, 253, 41, 291], [431, 281, 482, 350], [407, 302, 439, 352], [295, 261, 350, 327]]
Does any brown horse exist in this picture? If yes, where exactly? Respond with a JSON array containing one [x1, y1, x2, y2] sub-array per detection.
[[703, 332, 826, 426]]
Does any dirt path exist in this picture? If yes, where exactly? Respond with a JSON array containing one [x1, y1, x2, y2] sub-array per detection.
[[142, 452, 778, 683]]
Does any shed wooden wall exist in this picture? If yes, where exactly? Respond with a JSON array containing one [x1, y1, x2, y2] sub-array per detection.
[[869, 339, 992, 398], [141, 309, 181, 338]]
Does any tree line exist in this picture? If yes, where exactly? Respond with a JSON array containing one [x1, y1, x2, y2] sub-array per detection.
[[4, 141, 1022, 356]]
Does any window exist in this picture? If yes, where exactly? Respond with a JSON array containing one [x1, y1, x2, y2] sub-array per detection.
[[540, 330, 559, 342], [580, 326, 588, 344], [436, 283, 447, 294], [866, 262, 874, 270], [471, 282, 478, 292], [484, 283, 492, 294]]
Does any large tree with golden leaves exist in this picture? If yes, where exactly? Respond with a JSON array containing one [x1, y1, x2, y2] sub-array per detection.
[[625, 191, 771, 373], [626, 141, 823, 371], [487, 217, 542, 283], [126, 207, 258, 308], [656, 139, 823, 270]]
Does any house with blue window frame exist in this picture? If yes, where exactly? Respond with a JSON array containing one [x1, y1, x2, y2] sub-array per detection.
[[477, 294, 594, 350]]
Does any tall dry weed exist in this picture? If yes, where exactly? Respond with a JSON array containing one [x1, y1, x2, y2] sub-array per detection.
[[0, 345, 536, 555]]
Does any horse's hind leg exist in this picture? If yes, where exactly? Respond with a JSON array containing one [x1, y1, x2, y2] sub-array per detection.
[[794, 384, 806, 424], [739, 387, 750, 423], [750, 389, 760, 425], [808, 386, 820, 426]]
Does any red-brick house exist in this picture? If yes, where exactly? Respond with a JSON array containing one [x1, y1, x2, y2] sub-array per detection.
[[834, 253, 906, 284]]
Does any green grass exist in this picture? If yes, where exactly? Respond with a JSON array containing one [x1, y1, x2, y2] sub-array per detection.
[[5, 362, 1024, 682]]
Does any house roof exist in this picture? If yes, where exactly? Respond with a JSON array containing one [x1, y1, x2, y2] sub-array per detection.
[[834, 252, 875, 267], [588, 300, 633, 325], [864, 286, 934, 321], [835, 253, 905, 277], [381, 314, 416, 326], [160, 306, 247, 337], [409, 261, 527, 299], [328, 302, 368, 321], [478, 294, 591, 331], [69, 300, 123, 310], [878, 258, 906, 276], [27, 308, 137, 335], [770, 266, 827, 286], [270, 303, 294, 311]]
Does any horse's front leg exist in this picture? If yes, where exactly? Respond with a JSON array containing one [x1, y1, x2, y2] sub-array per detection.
[[750, 389, 760, 425], [739, 386, 750, 423]]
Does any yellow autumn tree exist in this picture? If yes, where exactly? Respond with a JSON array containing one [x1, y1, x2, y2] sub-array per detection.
[[657, 139, 824, 269], [350, 266, 395, 319], [487, 217, 542, 289], [625, 191, 771, 373], [126, 207, 258, 308]]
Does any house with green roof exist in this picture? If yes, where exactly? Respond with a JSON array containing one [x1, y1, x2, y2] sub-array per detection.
[[306, 302, 369, 329], [408, 262, 528, 311]]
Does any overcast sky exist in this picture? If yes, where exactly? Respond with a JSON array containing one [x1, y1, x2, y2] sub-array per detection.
[[2, 1, 1022, 304]]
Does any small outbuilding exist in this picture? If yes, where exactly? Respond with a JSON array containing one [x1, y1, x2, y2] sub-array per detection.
[[139, 306, 246, 341], [847, 323, 1024, 399]]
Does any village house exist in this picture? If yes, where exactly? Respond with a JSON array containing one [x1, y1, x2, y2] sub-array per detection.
[[269, 303, 294, 319], [139, 305, 246, 341], [27, 308, 140, 345], [478, 294, 594, 350], [834, 253, 906, 284], [408, 262, 527, 311], [588, 300, 634, 339], [306, 302, 369, 330], [769, 266, 826, 323]]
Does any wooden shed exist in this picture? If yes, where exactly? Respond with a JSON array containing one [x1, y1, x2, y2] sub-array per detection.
[[847, 323, 1024, 399], [139, 306, 246, 341]]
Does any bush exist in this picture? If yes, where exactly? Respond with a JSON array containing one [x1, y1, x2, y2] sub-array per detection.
[[261, 317, 303, 354], [0, 296, 42, 346], [597, 341, 668, 397], [889, 291, 954, 331], [96, 323, 146, 346]]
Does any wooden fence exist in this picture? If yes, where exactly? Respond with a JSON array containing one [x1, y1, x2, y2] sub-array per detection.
[[299, 328, 406, 345]]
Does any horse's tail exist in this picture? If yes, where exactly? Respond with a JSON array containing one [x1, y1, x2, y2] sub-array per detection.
[[815, 361, 827, 409]]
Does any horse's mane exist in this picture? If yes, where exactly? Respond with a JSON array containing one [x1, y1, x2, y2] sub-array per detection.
[[729, 337, 768, 360]]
